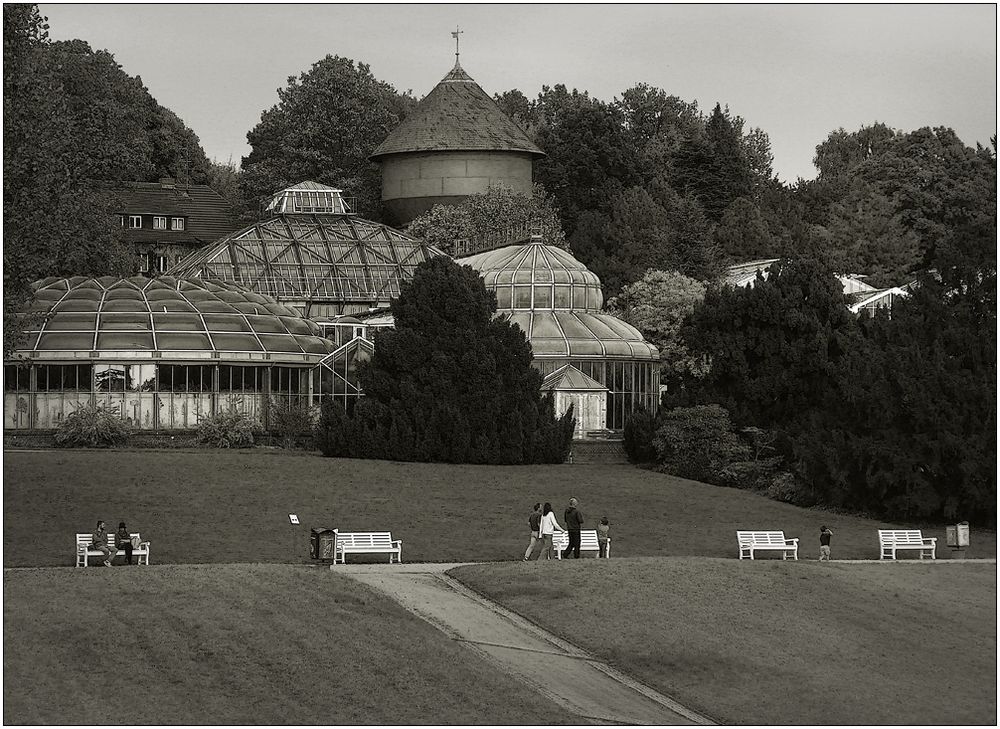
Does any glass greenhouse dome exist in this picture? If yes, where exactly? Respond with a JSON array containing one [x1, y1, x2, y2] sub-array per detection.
[[4, 276, 341, 431], [460, 236, 659, 429], [168, 182, 446, 319]]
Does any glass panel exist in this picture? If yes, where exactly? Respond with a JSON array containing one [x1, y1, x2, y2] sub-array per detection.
[[74, 364, 92, 392], [151, 313, 204, 331], [36, 332, 96, 350], [99, 313, 152, 330], [513, 286, 532, 309], [495, 287, 512, 309], [211, 333, 264, 352], [96, 332, 155, 350], [202, 314, 252, 332], [533, 286, 552, 309], [38, 365, 62, 391], [45, 312, 98, 330], [553, 286, 571, 308], [4, 365, 30, 391], [157, 333, 213, 350], [127, 364, 156, 392], [95, 364, 126, 392]]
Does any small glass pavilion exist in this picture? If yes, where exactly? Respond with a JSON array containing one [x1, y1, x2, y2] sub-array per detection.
[[459, 236, 659, 429]]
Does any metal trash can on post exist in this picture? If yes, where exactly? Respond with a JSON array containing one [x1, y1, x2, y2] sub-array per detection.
[[310, 528, 339, 561], [945, 521, 970, 559]]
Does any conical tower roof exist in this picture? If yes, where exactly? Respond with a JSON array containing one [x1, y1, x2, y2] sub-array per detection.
[[370, 61, 544, 159]]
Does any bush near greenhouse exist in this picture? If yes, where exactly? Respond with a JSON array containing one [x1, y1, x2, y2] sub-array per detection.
[[315, 258, 575, 464], [53, 404, 133, 448], [196, 410, 262, 449], [267, 399, 316, 449]]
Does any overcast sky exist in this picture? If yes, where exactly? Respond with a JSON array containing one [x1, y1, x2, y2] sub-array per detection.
[[40, 3, 997, 183]]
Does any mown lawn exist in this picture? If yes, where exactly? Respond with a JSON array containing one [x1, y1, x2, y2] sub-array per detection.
[[3, 449, 995, 567], [451, 558, 997, 725], [3, 564, 571, 725]]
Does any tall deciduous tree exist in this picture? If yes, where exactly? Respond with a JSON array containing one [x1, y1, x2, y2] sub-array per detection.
[[571, 181, 718, 297], [532, 85, 639, 236], [3, 5, 134, 357], [606, 269, 708, 386], [240, 55, 414, 220]]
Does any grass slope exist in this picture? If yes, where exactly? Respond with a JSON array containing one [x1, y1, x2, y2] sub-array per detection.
[[451, 558, 997, 725], [4, 450, 995, 567], [3, 564, 571, 725]]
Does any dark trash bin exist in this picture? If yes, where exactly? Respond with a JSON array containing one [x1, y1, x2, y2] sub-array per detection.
[[310, 528, 338, 560]]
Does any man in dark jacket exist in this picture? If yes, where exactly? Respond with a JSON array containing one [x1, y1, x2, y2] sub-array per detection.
[[562, 497, 585, 558]]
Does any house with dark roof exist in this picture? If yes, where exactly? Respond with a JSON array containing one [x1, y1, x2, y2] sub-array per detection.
[[370, 59, 545, 226], [107, 178, 237, 276]]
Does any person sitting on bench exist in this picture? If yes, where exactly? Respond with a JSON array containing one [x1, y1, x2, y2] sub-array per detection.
[[92, 520, 114, 567], [115, 521, 134, 565]]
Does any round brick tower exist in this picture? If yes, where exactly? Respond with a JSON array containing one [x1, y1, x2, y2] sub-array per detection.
[[370, 60, 545, 227]]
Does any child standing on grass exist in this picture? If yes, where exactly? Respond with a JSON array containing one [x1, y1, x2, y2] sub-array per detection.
[[597, 516, 610, 558], [819, 525, 833, 560]]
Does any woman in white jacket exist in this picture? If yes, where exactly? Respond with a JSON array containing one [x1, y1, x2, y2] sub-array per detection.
[[537, 502, 566, 560]]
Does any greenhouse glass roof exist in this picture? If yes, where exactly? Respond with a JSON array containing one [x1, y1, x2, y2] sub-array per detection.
[[17, 276, 336, 363], [460, 237, 658, 361], [169, 184, 445, 312]]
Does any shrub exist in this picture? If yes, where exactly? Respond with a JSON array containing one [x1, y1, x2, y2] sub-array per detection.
[[653, 404, 750, 483], [196, 410, 262, 449], [54, 404, 132, 448], [766, 471, 820, 507], [623, 408, 657, 463], [315, 400, 352, 457], [267, 399, 317, 449]]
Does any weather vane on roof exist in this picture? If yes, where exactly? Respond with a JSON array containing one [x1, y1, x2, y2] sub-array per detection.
[[452, 26, 464, 63]]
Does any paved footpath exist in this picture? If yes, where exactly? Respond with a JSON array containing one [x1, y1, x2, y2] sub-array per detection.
[[337, 562, 713, 726]]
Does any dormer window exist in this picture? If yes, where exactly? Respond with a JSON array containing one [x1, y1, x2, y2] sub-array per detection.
[[171, 217, 185, 231], [129, 215, 142, 229], [153, 216, 167, 230]]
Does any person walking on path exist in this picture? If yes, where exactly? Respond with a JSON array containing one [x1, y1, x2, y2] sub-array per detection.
[[538, 502, 566, 561], [91, 520, 114, 567], [562, 497, 585, 559], [523, 503, 542, 561], [115, 521, 134, 565], [597, 516, 611, 558], [819, 525, 834, 560]]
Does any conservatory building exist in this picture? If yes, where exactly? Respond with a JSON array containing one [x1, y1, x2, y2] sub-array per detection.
[[459, 234, 659, 430], [3, 276, 351, 431]]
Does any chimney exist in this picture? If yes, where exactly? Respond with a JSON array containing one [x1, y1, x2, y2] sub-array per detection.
[[159, 177, 176, 189]]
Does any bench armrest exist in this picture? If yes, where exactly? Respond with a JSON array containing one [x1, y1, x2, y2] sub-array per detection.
[[923, 538, 937, 545], [786, 538, 799, 545], [391, 540, 402, 547]]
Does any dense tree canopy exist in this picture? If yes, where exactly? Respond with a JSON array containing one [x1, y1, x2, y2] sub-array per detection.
[[316, 258, 574, 464], [240, 55, 414, 220], [406, 184, 567, 255], [681, 258, 858, 427]]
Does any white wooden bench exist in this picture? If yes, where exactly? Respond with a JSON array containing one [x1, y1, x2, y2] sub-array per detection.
[[878, 529, 936, 560], [737, 530, 799, 560], [552, 529, 610, 558], [335, 531, 402, 564], [75, 533, 150, 567]]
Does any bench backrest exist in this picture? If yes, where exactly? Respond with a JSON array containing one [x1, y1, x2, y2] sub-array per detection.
[[337, 531, 395, 549], [737, 530, 788, 545], [76, 532, 142, 549], [878, 529, 926, 544], [553, 530, 601, 549]]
